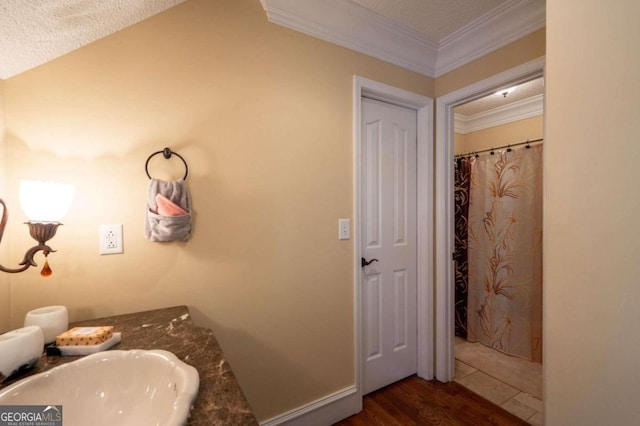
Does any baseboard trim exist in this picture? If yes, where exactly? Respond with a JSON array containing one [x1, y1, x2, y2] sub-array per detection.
[[260, 386, 360, 426]]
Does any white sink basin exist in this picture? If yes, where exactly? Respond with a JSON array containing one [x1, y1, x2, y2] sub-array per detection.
[[0, 349, 199, 426]]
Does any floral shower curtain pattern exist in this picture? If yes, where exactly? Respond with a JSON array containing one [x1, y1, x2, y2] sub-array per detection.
[[454, 157, 471, 338], [466, 145, 543, 362]]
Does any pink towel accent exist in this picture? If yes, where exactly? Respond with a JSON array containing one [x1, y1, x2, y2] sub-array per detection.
[[156, 193, 188, 216]]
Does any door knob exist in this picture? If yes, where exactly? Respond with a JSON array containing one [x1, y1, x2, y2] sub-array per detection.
[[361, 257, 379, 268]]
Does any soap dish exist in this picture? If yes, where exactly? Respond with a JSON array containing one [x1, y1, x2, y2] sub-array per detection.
[[46, 332, 121, 356]]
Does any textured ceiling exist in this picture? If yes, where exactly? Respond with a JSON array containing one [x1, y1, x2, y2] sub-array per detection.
[[0, 0, 186, 79], [455, 77, 545, 117], [349, 0, 507, 41], [1, 0, 522, 81], [0, 0, 541, 118]]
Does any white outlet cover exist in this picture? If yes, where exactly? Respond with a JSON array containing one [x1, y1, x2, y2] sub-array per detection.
[[99, 224, 123, 255]]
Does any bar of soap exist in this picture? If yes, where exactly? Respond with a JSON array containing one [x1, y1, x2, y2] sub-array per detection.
[[56, 326, 114, 346]]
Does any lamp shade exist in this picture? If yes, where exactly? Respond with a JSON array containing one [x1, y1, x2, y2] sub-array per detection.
[[19, 180, 74, 223]]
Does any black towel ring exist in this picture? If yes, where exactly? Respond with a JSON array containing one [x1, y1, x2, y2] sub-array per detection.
[[145, 147, 189, 180]]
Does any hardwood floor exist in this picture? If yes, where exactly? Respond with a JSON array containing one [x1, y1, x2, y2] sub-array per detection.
[[333, 375, 529, 425]]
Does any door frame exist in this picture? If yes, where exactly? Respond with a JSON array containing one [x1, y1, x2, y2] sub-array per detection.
[[353, 76, 433, 403], [433, 56, 545, 381]]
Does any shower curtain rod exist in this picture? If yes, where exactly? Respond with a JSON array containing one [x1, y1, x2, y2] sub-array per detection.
[[454, 137, 543, 159]]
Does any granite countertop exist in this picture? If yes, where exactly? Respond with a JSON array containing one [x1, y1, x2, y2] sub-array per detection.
[[1, 306, 258, 426]]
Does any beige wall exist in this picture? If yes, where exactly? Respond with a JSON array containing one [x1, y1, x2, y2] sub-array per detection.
[[2, 0, 432, 421], [546, 1, 640, 424], [454, 115, 543, 155], [2, 0, 550, 421], [0, 79, 9, 332], [435, 28, 545, 97]]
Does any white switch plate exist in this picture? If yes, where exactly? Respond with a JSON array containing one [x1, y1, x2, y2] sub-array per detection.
[[99, 224, 124, 255], [338, 219, 350, 240]]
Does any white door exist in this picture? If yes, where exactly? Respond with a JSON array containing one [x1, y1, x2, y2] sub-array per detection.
[[361, 97, 418, 394]]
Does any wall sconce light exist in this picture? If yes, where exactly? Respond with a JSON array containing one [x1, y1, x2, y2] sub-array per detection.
[[0, 180, 74, 276]]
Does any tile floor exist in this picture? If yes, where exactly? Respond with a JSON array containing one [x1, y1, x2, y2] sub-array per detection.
[[454, 338, 543, 425]]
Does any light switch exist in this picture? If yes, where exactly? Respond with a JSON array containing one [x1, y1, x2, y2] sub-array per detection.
[[338, 219, 350, 240]]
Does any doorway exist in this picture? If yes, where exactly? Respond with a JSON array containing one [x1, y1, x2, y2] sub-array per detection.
[[451, 76, 544, 424], [353, 76, 433, 401], [434, 57, 545, 383], [434, 55, 545, 423]]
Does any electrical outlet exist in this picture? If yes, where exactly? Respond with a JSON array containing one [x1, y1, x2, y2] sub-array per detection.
[[99, 224, 123, 255]]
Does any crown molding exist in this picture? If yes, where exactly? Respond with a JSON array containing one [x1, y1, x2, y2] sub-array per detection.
[[454, 94, 543, 134], [260, 0, 545, 78], [260, 0, 438, 76], [435, 0, 546, 77]]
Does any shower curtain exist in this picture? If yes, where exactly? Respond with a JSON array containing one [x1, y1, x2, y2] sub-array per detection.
[[454, 157, 471, 338], [465, 145, 543, 362]]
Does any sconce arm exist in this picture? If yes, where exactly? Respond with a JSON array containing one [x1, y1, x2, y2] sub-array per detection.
[[0, 244, 55, 273], [0, 199, 7, 243]]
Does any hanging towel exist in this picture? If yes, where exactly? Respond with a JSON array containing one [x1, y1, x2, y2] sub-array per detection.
[[145, 179, 192, 242]]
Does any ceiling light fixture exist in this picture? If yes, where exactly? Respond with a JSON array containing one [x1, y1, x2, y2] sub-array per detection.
[[495, 86, 517, 98], [0, 180, 74, 276]]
